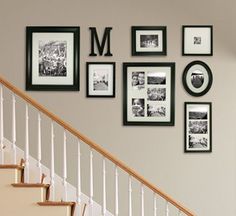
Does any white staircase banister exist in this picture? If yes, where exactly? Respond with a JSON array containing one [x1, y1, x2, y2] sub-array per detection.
[[12, 93, 16, 164], [0, 75, 196, 216], [37, 112, 42, 183], [24, 103, 29, 183], [0, 84, 4, 164]]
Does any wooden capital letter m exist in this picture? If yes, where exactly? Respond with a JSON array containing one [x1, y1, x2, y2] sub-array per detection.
[[89, 27, 113, 56]]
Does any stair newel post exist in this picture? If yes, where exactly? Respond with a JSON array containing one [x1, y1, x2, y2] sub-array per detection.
[[153, 193, 157, 216], [141, 184, 144, 216], [76, 139, 82, 216], [128, 175, 132, 216], [0, 84, 4, 165], [102, 157, 107, 216], [50, 121, 55, 201], [37, 112, 42, 183], [166, 201, 169, 216], [12, 94, 17, 164], [89, 148, 94, 216], [63, 130, 67, 201], [115, 165, 119, 216], [24, 104, 30, 183]]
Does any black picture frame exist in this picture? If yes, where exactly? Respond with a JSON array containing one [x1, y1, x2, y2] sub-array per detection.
[[26, 26, 80, 91], [185, 102, 212, 153], [132, 26, 167, 56], [182, 25, 213, 56], [86, 62, 116, 97], [182, 61, 213, 97], [123, 62, 175, 126]]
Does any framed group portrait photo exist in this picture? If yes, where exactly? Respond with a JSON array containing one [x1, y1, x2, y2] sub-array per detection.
[[182, 61, 213, 97], [123, 62, 175, 126], [26, 26, 80, 91], [131, 26, 167, 56]]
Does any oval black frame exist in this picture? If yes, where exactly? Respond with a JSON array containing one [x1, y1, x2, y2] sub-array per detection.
[[182, 61, 213, 97]]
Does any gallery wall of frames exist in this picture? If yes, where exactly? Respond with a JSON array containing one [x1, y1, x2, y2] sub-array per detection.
[[26, 25, 213, 153]]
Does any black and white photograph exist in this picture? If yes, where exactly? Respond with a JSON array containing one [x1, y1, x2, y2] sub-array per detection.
[[189, 135, 208, 148], [140, 35, 159, 48], [189, 121, 208, 134], [147, 104, 166, 117], [147, 88, 166, 101], [132, 26, 167, 56], [26, 26, 80, 91], [191, 70, 204, 88], [147, 72, 166, 85], [39, 40, 67, 77], [132, 71, 145, 90], [182, 61, 213, 97], [132, 98, 145, 117], [87, 62, 115, 97], [194, 37, 201, 45], [182, 25, 213, 56], [123, 62, 175, 126], [185, 102, 212, 152], [93, 70, 109, 91], [189, 111, 207, 120]]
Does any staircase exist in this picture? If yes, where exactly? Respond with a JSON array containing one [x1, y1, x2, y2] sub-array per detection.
[[0, 76, 195, 216]]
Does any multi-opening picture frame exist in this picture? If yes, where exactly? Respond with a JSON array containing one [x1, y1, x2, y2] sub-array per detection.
[[123, 62, 175, 126], [26, 26, 80, 91], [182, 61, 213, 96], [185, 102, 212, 153], [131, 26, 167, 56], [86, 62, 116, 97], [182, 25, 213, 56]]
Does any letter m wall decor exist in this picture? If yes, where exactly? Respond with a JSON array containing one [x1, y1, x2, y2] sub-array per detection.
[[89, 27, 113, 56]]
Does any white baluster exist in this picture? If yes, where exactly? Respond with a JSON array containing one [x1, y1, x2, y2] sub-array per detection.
[[50, 121, 55, 201], [12, 94, 16, 164], [0, 84, 4, 164], [166, 202, 169, 216], [141, 184, 144, 216], [63, 130, 67, 201], [76, 139, 81, 216], [128, 176, 132, 216], [102, 157, 106, 216], [178, 209, 182, 216], [153, 193, 157, 216], [24, 104, 29, 183], [37, 113, 42, 183], [115, 166, 119, 216], [89, 149, 94, 215]]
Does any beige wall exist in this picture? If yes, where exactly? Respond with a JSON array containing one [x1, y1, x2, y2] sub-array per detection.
[[1, 0, 236, 215]]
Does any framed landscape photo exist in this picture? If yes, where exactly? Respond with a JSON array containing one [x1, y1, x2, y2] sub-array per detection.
[[182, 25, 213, 56], [132, 26, 167, 56], [26, 26, 80, 91], [86, 62, 115, 97], [185, 102, 212, 153], [123, 62, 175, 126], [182, 61, 213, 96]]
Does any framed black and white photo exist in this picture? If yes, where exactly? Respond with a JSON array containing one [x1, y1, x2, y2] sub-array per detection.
[[185, 102, 212, 153], [132, 26, 167, 56], [26, 26, 80, 91], [182, 61, 213, 96], [182, 25, 213, 56], [123, 62, 175, 126], [86, 62, 115, 97]]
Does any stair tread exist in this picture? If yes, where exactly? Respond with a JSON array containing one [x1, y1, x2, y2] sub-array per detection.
[[0, 164, 24, 170], [38, 201, 76, 206], [12, 183, 50, 188]]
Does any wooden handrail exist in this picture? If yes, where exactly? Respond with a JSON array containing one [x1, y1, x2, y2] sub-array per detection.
[[0, 75, 195, 216]]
